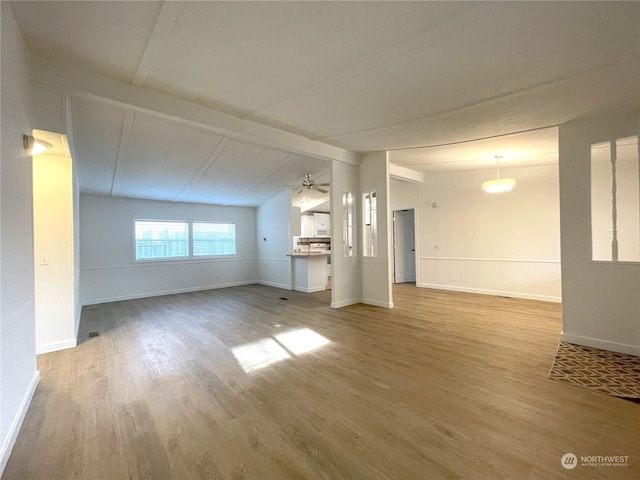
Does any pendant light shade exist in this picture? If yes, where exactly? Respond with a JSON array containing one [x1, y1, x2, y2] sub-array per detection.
[[482, 177, 516, 193], [483, 155, 515, 193]]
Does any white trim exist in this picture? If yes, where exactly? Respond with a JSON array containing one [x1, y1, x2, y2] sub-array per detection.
[[589, 259, 640, 265], [421, 256, 561, 264], [81, 280, 255, 306], [131, 1, 185, 88], [293, 285, 326, 294], [331, 298, 361, 309], [389, 164, 423, 183], [31, 57, 359, 165], [560, 333, 640, 356], [36, 339, 77, 355], [418, 282, 562, 303], [81, 257, 255, 271], [362, 298, 394, 308], [256, 280, 292, 290], [0, 371, 40, 476]]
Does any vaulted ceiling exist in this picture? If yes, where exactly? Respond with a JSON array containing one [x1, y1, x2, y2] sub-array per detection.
[[12, 1, 640, 206]]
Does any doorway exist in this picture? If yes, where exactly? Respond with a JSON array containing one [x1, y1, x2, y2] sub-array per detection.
[[392, 209, 416, 283]]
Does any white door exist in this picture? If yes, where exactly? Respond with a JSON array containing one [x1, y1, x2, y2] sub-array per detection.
[[393, 209, 416, 283]]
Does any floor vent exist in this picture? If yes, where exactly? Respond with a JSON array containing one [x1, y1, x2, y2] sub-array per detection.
[[278, 297, 289, 301], [89, 331, 99, 338]]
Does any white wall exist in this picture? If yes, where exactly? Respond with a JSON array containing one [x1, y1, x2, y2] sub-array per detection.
[[29, 85, 96, 341], [418, 165, 561, 302], [256, 190, 293, 290], [33, 149, 77, 354], [559, 114, 640, 355], [73, 145, 81, 338], [360, 152, 393, 308], [0, 3, 39, 473], [30, 82, 65, 135], [330, 159, 362, 307], [79, 195, 257, 304], [390, 178, 420, 212]]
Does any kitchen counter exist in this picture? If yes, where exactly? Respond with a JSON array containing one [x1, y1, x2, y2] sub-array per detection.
[[288, 252, 329, 292]]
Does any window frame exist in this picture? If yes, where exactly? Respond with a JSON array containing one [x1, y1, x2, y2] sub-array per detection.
[[363, 190, 378, 257], [590, 135, 640, 264], [192, 221, 237, 258], [133, 219, 238, 263], [133, 219, 190, 262]]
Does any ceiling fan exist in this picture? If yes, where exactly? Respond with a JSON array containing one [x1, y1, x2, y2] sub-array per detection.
[[296, 173, 329, 194]]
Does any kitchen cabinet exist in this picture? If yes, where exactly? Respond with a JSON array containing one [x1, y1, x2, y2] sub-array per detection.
[[301, 214, 315, 237], [300, 213, 331, 237], [288, 252, 329, 293], [313, 213, 331, 237]]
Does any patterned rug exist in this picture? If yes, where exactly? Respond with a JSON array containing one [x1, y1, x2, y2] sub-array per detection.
[[548, 342, 640, 398]]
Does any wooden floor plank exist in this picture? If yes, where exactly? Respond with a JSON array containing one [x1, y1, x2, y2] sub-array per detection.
[[3, 284, 638, 479]]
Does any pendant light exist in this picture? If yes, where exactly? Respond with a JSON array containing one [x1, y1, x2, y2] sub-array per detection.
[[482, 155, 516, 193]]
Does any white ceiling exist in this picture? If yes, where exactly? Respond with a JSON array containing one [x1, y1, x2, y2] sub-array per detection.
[[389, 127, 559, 172], [12, 1, 640, 206]]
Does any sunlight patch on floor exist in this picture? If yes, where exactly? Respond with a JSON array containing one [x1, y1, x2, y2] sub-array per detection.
[[275, 328, 331, 355], [232, 338, 291, 373], [232, 328, 331, 373]]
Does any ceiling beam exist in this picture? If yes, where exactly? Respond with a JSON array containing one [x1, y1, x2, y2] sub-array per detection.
[[111, 111, 135, 197], [132, 1, 186, 88], [31, 55, 360, 166], [389, 164, 423, 183]]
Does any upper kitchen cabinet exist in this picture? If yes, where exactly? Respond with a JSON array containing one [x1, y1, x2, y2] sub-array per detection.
[[300, 212, 331, 237]]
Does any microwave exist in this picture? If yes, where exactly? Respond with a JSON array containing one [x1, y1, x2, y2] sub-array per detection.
[[314, 227, 331, 237]]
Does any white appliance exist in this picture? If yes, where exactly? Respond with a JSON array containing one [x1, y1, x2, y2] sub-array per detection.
[[314, 226, 330, 237]]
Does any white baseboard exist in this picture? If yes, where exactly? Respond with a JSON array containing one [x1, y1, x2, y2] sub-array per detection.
[[0, 370, 40, 476], [82, 280, 256, 306], [256, 280, 292, 290], [560, 333, 640, 356], [36, 338, 77, 355], [293, 285, 326, 293], [331, 298, 360, 309], [418, 283, 561, 303], [362, 298, 394, 309]]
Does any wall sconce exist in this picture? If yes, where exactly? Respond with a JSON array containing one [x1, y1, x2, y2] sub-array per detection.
[[23, 135, 51, 156]]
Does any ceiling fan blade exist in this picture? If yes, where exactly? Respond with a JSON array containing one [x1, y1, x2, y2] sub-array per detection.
[[316, 183, 330, 187], [317, 188, 329, 194]]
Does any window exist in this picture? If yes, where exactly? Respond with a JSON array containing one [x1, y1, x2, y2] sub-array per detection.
[[591, 135, 639, 262], [193, 222, 236, 256], [135, 220, 189, 261], [342, 192, 354, 257], [363, 191, 378, 257], [134, 220, 237, 261]]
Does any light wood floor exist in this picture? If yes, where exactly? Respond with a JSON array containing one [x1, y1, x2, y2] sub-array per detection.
[[3, 285, 639, 479]]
